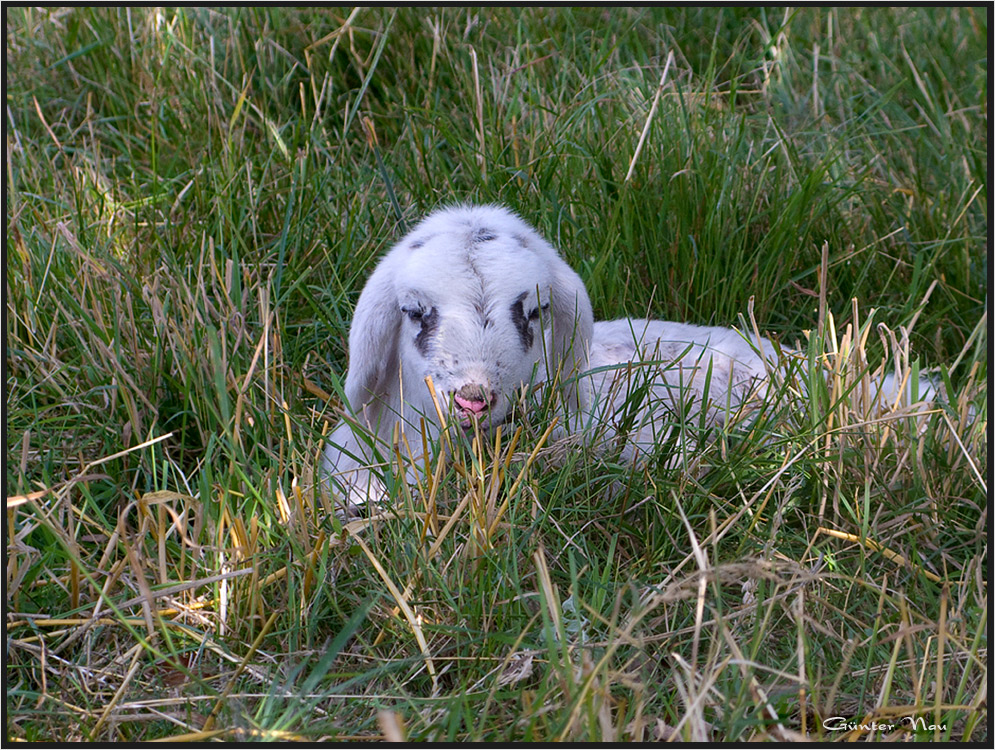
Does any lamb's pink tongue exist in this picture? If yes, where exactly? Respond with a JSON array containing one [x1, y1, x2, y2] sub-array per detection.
[[455, 394, 487, 414]]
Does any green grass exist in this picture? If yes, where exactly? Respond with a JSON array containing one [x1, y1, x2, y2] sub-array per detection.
[[5, 6, 987, 742]]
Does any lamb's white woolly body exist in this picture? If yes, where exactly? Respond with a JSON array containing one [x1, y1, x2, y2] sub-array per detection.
[[323, 205, 926, 510]]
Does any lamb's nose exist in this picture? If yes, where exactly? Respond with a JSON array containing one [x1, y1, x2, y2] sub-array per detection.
[[454, 384, 497, 415]]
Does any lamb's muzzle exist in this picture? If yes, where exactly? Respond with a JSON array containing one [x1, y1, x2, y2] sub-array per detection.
[[454, 384, 497, 415]]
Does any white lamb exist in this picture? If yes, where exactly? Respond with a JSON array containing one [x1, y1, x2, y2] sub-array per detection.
[[323, 204, 932, 511]]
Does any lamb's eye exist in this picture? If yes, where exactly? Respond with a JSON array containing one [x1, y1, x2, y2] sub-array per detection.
[[528, 303, 549, 322], [402, 306, 424, 322]]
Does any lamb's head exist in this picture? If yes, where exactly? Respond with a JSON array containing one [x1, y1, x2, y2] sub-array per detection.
[[343, 205, 594, 437]]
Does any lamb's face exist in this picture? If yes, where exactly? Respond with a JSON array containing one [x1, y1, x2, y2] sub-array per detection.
[[392, 229, 554, 429]]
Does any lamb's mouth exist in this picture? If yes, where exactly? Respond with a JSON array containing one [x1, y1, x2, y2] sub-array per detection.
[[450, 388, 502, 432]]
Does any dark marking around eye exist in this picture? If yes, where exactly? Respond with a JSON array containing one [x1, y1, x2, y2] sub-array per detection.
[[474, 229, 497, 243], [409, 239, 424, 249], [509, 293, 534, 352], [414, 306, 439, 354]]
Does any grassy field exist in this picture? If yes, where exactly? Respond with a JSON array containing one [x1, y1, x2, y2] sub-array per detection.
[[5, 6, 988, 742]]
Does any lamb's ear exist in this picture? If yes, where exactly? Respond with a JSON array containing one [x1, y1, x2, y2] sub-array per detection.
[[548, 255, 594, 409], [343, 257, 400, 421]]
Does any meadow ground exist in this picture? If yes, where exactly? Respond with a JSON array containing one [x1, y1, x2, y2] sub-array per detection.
[[5, 6, 988, 741]]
